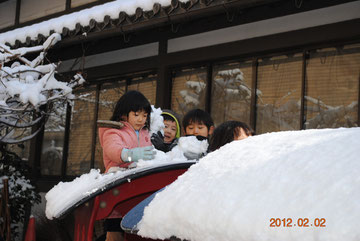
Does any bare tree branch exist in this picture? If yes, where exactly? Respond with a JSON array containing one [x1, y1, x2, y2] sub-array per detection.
[[0, 115, 44, 128], [1, 125, 44, 144], [0, 33, 85, 145]]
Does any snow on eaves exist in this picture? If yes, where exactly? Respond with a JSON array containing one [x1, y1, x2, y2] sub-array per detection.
[[0, 0, 190, 46]]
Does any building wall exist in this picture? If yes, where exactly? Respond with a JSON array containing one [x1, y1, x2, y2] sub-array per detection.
[[0, 0, 102, 31], [71, 0, 97, 8], [42, 41, 358, 180], [9, 1, 357, 190], [0, 0, 16, 29], [19, 0, 66, 23]]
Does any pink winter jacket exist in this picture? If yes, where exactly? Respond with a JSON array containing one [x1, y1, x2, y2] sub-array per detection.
[[98, 121, 152, 173]]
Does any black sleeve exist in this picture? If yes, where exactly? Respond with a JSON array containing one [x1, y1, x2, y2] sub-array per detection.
[[168, 138, 179, 151], [151, 131, 170, 152]]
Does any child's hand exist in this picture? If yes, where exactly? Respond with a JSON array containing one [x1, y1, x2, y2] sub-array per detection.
[[184, 151, 204, 160], [151, 131, 169, 152], [122, 146, 155, 162]]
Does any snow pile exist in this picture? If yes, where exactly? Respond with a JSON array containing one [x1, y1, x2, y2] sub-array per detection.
[[138, 127, 360, 241], [0, 0, 190, 45], [177, 136, 208, 155], [149, 105, 164, 136], [45, 169, 125, 219], [137, 136, 209, 167]]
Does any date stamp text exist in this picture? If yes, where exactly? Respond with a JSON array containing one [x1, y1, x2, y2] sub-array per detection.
[[269, 218, 326, 227]]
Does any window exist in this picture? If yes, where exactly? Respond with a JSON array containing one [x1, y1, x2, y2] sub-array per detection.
[[66, 88, 97, 175], [127, 75, 157, 105], [71, 0, 97, 8], [40, 101, 67, 176], [171, 67, 207, 118], [6, 113, 33, 162], [211, 61, 253, 127], [305, 45, 360, 129], [19, 0, 66, 23], [256, 54, 303, 134], [0, 0, 16, 29]]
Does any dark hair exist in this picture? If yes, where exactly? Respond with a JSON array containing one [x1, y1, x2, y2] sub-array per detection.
[[182, 109, 214, 130], [163, 115, 175, 122], [111, 90, 152, 127], [209, 121, 254, 152]]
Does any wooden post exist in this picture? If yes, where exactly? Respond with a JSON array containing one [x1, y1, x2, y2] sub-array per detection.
[[0, 178, 11, 241], [250, 58, 258, 132]]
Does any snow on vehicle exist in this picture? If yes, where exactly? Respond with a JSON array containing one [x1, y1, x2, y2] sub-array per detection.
[[46, 161, 195, 241]]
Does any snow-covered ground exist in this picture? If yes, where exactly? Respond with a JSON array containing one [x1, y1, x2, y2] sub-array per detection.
[[137, 127, 360, 241]]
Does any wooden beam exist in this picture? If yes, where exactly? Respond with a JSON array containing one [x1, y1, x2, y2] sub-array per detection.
[[66, 18, 360, 88], [66, 0, 71, 10], [155, 38, 170, 109], [61, 103, 72, 177], [250, 58, 258, 132], [205, 63, 213, 114], [90, 84, 100, 168], [300, 51, 308, 130], [84, 56, 158, 82], [15, 0, 21, 26], [163, 19, 360, 68]]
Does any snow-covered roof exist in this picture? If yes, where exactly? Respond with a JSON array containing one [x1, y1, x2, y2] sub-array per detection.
[[0, 0, 183, 46], [0, 0, 281, 47]]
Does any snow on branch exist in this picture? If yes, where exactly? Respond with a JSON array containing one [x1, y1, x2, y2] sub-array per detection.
[[180, 90, 200, 106], [185, 81, 206, 94], [0, 33, 85, 144]]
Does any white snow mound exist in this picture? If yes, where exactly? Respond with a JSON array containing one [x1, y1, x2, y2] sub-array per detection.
[[137, 127, 360, 241]]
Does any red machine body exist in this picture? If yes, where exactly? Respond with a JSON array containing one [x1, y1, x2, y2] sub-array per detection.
[[64, 162, 194, 241]]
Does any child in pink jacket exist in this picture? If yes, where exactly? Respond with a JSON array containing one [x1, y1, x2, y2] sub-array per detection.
[[99, 90, 155, 173], [99, 90, 156, 241]]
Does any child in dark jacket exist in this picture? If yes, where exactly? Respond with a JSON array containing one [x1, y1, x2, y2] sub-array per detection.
[[151, 109, 181, 152]]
